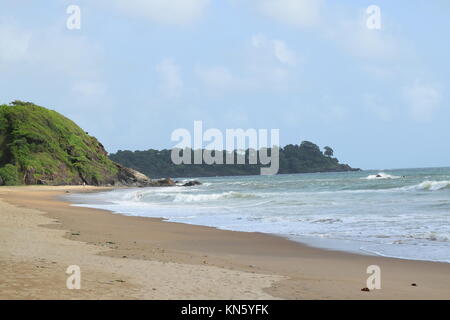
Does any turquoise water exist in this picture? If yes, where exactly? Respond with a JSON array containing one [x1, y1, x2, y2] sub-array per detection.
[[68, 167, 450, 263]]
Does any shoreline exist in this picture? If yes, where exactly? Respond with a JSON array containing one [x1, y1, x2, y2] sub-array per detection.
[[1, 186, 449, 299], [66, 184, 450, 265]]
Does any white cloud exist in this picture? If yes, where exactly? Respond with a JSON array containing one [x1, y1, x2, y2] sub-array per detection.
[[250, 2, 403, 63], [114, 0, 210, 25], [258, 0, 322, 28], [196, 35, 299, 94], [403, 80, 442, 121], [0, 21, 101, 78], [0, 19, 109, 115], [156, 58, 183, 97], [251, 34, 298, 66], [248, 35, 299, 89], [273, 40, 297, 66], [327, 15, 401, 61]]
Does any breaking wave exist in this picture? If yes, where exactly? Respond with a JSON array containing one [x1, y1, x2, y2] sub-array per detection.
[[173, 191, 259, 203], [403, 180, 450, 192]]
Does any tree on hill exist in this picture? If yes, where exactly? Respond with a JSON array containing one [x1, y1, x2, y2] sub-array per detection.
[[10, 100, 35, 107], [324, 146, 334, 157]]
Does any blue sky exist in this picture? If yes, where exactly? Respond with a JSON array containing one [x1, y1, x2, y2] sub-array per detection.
[[0, 0, 449, 169]]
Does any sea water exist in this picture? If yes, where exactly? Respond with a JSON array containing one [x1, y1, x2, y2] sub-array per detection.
[[67, 167, 450, 263]]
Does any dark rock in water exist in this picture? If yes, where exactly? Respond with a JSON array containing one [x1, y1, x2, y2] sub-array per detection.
[[113, 170, 200, 188], [182, 180, 202, 187], [376, 174, 382, 178], [153, 178, 176, 186], [130, 178, 204, 187]]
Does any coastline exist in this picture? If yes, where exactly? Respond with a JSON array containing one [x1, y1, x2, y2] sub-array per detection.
[[1, 186, 449, 299]]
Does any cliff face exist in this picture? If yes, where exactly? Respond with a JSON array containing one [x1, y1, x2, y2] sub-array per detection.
[[0, 101, 150, 186]]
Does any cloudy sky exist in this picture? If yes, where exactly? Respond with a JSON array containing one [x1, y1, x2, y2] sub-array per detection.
[[0, 0, 449, 169]]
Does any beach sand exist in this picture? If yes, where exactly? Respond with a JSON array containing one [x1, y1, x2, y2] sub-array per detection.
[[0, 186, 449, 299]]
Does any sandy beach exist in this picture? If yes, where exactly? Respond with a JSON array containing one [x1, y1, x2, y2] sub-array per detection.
[[0, 186, 449, 300]]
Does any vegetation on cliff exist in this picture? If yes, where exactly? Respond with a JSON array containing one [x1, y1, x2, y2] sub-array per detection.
[[0, 101, 148, 186], [110, 141, 359, 179]]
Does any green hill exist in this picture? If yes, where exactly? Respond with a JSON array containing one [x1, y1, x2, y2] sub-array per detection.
[[0, 101, 150, 186], [110, 142, 359, 179]]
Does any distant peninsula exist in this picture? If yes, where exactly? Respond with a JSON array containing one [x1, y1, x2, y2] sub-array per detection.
[[110, 143, 359, 179]]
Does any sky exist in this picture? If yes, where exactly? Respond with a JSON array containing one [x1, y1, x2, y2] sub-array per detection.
[[0, 0, 449, 170]]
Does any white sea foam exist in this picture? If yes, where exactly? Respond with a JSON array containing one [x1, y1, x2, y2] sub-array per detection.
[[403, 180, 450, 191], [173, 191, 258, 203], [365, 172, 400, 180]]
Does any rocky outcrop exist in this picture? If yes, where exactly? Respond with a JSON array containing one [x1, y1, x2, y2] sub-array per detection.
[[114, 163, 153, 187], [113, 167, 201, 188]]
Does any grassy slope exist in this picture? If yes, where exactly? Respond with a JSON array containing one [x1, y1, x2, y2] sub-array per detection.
[[0, 101, 118, 185]]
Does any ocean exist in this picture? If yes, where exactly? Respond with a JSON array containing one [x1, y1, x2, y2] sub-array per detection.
[[67, 167, 450, 263]]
